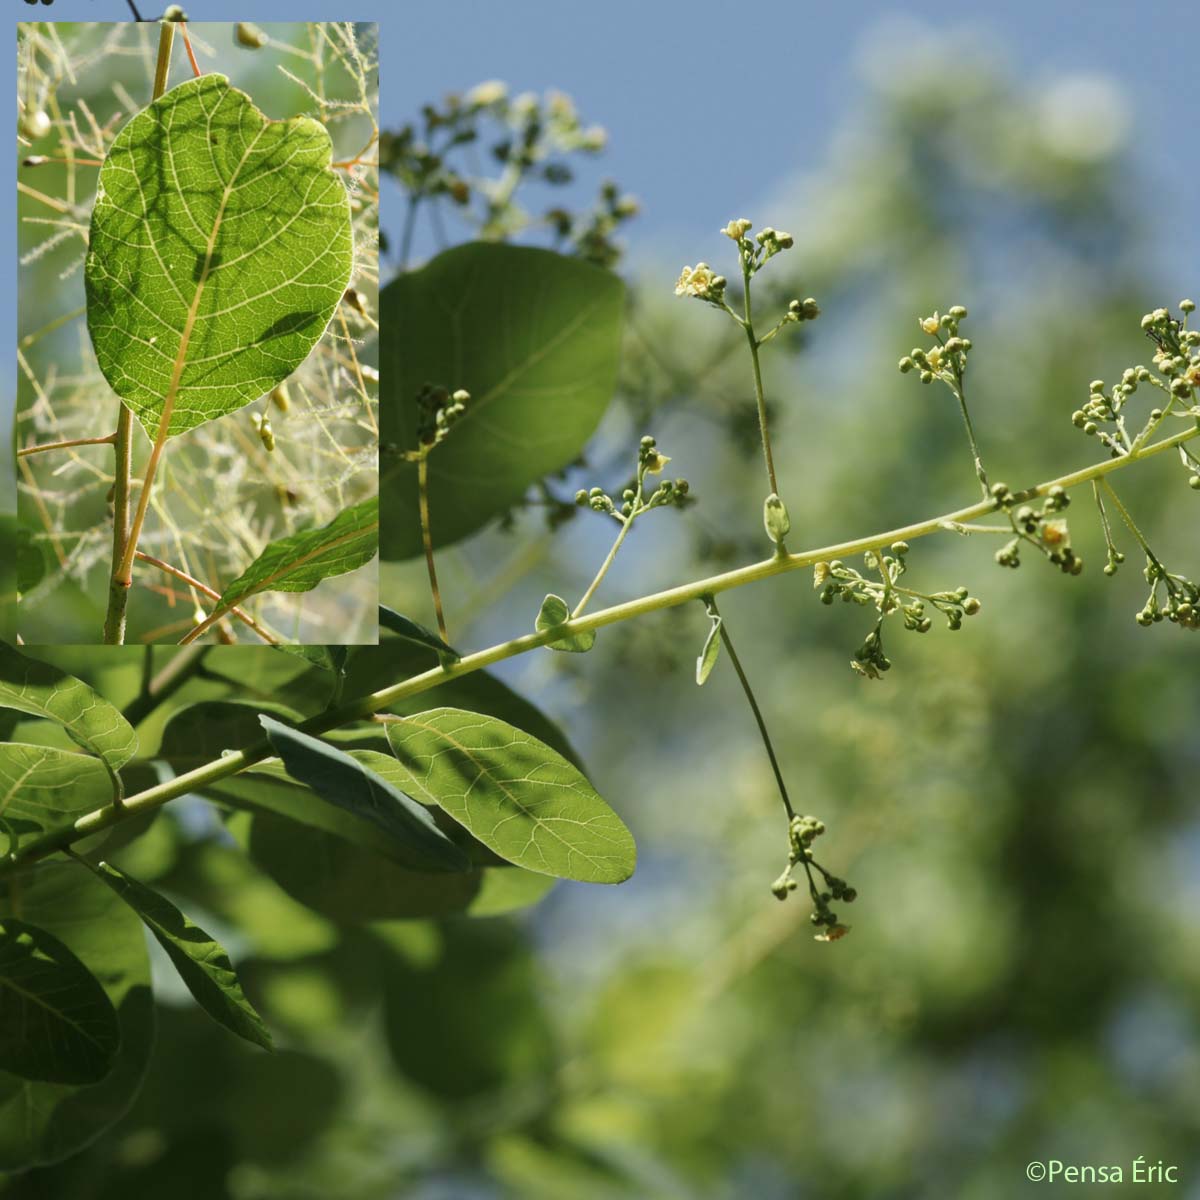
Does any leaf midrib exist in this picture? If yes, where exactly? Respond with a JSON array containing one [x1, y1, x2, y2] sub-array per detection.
[[393, 715, 622, 873]]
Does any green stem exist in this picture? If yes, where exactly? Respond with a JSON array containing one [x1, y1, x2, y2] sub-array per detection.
[[2, 424, 1194, 877], [740, 257, 780, 498], [418, 456, 449, 642], [103, 18, 175, 644], [1100, 479, 1159, 564], [709, 597, 794, 820], [103, 409, 134, 645], [950, 378, 990, 499], [573, 516, 633, 618]]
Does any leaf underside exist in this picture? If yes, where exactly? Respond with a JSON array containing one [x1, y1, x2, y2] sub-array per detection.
[[0, 919, 120, 1085], [380, 242, 625, 559], [90, 862, 272, 1051], [85, 74, 353, 438], [0, 643, 138, 782]]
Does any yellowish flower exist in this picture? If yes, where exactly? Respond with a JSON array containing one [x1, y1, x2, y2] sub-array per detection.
[[814, 924, 851, 943], [674, 263, 724, 301], [465, 80, 508, 108], [721, 218, 752, 241], [920, 314, 941, 335], [926, 346, 944, 371]]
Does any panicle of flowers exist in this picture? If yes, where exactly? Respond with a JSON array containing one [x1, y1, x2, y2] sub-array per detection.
[[898, 305, 972, 384], [771, 814, 856, 942], [990, 484, 1082, 576], [574, 435, 692, 524], [1071, 302, 1199, 460], [813, 542, 981, 679]]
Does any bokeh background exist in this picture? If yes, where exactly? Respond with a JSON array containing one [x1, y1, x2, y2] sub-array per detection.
[[7, 1, 1200, 1197]]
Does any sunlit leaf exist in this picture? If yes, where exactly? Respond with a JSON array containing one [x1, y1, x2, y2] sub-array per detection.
[[535, 593, 595, 653], [696, 598, 722, 685], [0, 643, 137, 796], [384, 708, 635, 883], [0, 744, 114, 840], [89, 861, 272, 1051], [0, 919, 120, 1084], [85, 74, 353, 438], [211, 497, 378, 616], [380, 243, 625, 559]]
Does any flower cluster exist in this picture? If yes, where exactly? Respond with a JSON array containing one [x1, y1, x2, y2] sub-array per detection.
[[814, 543, 981, 678], [1071, 303, 1200, 461], [1136, 559, 1200, 631], [992, 484, 1082, 575], [574, 436, 691, 523], [405, 384, 470, 459], [382, 84, 634, 265], [771, 814, 856, 942], [898, 306, 972, 384], [673, 262, 727, 304]]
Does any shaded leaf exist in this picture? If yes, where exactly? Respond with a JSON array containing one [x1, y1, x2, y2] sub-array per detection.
[[275, 644, 351, 673], [378, 606, 460, 663], [248, 812, 484, 922], [0, 643, 137, 796], [260, 715, 470, 873], [0, 919, 120, 1084], [0, 863, 153, 1170], [158, 699, 301, 771], [213, 497, 378, 617], [384, 708, 635, 883], [86, 74, 352, 439], [535, 593, 595, 653], [381, 920, 556, 1100], [380, 243, 625, 559], [89, 861, 272, 1051]]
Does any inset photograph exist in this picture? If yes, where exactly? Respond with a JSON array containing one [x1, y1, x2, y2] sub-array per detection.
[[15, 19, 378, 644]]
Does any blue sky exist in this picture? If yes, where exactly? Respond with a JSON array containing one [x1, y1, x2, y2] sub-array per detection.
[[6, 0, 1197, 511]]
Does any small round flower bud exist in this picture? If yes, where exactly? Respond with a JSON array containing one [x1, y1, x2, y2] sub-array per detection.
[[948, 305, 967, 320], [235, 22, 268, 48], [962, 597, 981, 616]]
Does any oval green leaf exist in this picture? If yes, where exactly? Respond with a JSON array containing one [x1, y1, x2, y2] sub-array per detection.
[[88, 861, 271, 1051], [0, 643, 137, 796], [85, 74, 353, 439], [536, 593, 596, 653], [0, 744, 114, 840], [210, 497, 378, 619], [380, 243, 625, 559], [0, 918, 120, 1085], [383, 707, 635, 884]]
